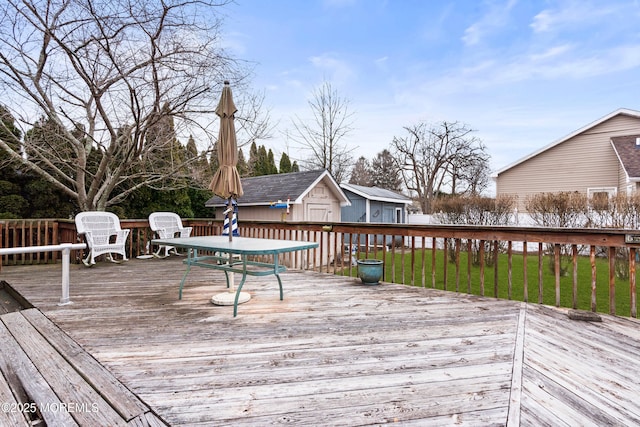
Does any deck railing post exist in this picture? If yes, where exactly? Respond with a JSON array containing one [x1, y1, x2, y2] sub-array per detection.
[[0, 243, 85, 305], [59, 243, 72, 306]]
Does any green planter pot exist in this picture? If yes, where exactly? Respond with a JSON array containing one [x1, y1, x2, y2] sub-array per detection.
[[357, 259, 383, 285]]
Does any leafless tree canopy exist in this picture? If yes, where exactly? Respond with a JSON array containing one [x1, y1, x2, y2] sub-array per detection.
[[0, 0, 244, 211], [290, 81, 355, 183], [392, 121, 490, 213]]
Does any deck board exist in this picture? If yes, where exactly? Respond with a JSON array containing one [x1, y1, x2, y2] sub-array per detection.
[[1, 257, 639, 426]]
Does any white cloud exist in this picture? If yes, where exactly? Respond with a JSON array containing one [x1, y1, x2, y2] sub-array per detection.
[[221, 31, 248, 55], [309, 53, 355, 85], [374, 56, 389, 72], [531, 2, 627, 34], [529, 44, 573, 62], [462, 0, 517, 46]]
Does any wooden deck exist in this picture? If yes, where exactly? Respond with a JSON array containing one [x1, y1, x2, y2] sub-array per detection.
[[1, 257, 640, 426]]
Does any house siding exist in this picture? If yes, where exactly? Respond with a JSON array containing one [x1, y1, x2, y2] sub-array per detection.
[[618, 161, 628, 193], [340, 187, 409, 224], [496, 114, 640, 211], [231, 180, 342, 223], [341, 193, 367, 222], [302, 182, 342, 223]]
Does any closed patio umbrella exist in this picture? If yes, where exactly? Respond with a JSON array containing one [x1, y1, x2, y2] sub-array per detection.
[[209, 80, 243, 217], [209, 81, 248, 307]]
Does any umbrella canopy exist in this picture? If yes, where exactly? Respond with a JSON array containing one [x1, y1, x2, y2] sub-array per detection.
[[209, 81, 244, 200]]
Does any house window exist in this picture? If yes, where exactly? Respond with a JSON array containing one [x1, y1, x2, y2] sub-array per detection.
[[587, 187, 616, 211], [395, 208, 402, 224]]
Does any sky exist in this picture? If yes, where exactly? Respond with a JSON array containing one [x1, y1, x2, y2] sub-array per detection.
[[220, 0, 640, 180]]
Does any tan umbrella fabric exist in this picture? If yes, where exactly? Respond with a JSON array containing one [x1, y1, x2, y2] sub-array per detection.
[[209, 81, 244, 199]]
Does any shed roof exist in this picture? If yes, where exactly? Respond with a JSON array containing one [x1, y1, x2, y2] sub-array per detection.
[[340, 183, 412, 204], [611, 135, 640, 181], [205, 169, 350, 207]]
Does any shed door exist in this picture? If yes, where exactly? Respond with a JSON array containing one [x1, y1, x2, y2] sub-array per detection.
[[307, 203, 330, 221], [382, 206, 396, 223]]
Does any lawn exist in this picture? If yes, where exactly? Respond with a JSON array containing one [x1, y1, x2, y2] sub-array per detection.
[[341, 248, 638, 317]]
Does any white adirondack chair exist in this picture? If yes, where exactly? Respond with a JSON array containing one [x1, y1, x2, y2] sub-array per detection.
[[149, 212, 193, 257], [74, 211, 130, 266]]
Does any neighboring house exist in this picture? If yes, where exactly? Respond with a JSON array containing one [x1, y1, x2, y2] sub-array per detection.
[[205, 169, 350, 222], [494, 108, 640, 211], [340, 183, 412, 224]]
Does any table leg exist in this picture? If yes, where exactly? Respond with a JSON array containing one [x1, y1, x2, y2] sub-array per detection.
[[178, 248, 194, 299], [223, 271, 230, 288], [274, 257, 284, 301], [233, 257, 249, 317]]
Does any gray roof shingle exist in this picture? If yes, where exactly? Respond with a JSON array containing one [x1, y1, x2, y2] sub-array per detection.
[[611, 135, 640, 179], [340, 183, 412, 203], [205, 169, 341, 206]]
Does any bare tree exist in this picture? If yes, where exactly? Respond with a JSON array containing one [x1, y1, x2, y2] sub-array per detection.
[[392, 121, 489, 213], [0, 0, 249, 211], [290, 81, 355, 183], [233, 90, 275, 149]]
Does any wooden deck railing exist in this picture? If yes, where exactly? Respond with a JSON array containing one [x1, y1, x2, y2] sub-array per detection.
[[1, 218, 638, 318]]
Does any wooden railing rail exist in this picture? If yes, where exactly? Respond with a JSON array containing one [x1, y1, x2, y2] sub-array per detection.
[[1, 219, 638, 317]]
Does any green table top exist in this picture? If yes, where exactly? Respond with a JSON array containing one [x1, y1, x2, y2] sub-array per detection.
[[151, 236, 318, 255]]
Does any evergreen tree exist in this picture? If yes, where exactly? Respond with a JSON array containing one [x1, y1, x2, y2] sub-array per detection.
[[237, 148, 249, 177], [186, 135, 198, 160], [279, 152, 292, 173], [117, 103, 192, 218], [23, 176, 76, 218], [22, 117, 79, 217], [267, 149, 278, 174], [371, 149, 402, 191], [0, 105, 21, 166], [0, 180, 27, 218], [253, 145, 268, 176], [145, 102, 186, 174], [248, 141, 259, 176], [0, 105, 25, 217], [188, 187, 214, 218], [185, 134, 212, 187], [24, 116, 77, 178], [349, 156, 373, 186], [210, 140, 220, 177]]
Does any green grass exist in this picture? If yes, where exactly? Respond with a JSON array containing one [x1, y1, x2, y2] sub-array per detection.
[[340, 248, 638, 317]]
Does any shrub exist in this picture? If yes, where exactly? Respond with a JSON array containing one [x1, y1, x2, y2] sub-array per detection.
[[585, 193, 640, 279], [433, 195, 516, 266]]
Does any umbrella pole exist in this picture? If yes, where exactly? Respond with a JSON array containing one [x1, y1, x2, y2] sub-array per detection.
[[227, 197, 233, 242], [227, 198, 234, 293], [211, 197, 251, 308]]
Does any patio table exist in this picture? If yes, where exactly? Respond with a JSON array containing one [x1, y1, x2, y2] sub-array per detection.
[[150, 236, 318, 316]]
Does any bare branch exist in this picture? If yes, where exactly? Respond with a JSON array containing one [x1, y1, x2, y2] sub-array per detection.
[[0, 0, 244, 211], [392, 121, 490, 213], [289, 81, 355, 183]]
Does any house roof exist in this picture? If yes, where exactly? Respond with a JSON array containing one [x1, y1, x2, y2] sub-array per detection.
[[494, 108, 640, 177], [340, 183, 412, 205], [205, 169, 351, 207], [611, 135, 640, 181]]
